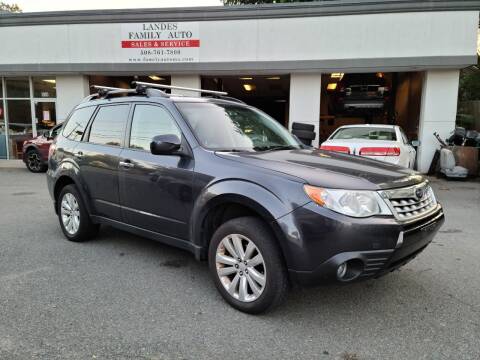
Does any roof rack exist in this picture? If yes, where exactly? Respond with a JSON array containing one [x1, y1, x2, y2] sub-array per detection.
[[82, 85, 139, 102], [83, 82, 245, 104], [132, 81, 228, 96]]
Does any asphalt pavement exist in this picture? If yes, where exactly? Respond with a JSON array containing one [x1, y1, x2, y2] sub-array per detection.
[[0, 164, 479, 359]]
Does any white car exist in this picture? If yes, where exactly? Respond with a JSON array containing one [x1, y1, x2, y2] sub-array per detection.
[[320, 124, 416, 168]]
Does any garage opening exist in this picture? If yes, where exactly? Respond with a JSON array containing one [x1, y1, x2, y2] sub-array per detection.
[[319, 72, 423, 144], [201, 75, 290, 127]]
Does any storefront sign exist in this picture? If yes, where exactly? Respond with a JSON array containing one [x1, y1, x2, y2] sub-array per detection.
[[120, 22, 200, 63]]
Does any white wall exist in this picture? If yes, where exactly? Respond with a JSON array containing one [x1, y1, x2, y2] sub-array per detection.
[[417, 70, 460, 173], [289, 73, 321, 147], [170, 75, 201, 96], [56, 76, 90, 121], [0, 11, 477, 70]]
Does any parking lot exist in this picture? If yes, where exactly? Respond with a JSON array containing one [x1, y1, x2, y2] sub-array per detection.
[[0, 163, 479, 360]]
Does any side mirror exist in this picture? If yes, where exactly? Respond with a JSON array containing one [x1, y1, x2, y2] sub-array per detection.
[[150, 134, 181, 155], [410, 140, 420, 147]]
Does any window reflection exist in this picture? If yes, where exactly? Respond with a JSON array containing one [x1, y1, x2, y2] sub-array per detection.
[[7, 99, 32, 159], [6, 77, 29, 98]]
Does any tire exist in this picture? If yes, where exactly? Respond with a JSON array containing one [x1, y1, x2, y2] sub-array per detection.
[[208, 216, 288, 314], [57, 184, 99, 242], [292, 122, 315, 132], [25, 149, 47, 173], [292, 129, 316, 140]]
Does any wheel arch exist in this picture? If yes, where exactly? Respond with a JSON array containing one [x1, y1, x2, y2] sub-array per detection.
[[191, 180, 291, 262], [52, 167, 92, 216]]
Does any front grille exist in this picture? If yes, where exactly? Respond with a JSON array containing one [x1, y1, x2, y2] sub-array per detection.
[[379, 182, 437, 221]]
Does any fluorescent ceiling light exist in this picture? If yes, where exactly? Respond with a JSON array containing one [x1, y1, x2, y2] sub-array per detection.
[[330, 73, 344, 80], [149, 75, 165, 81], [239, 77, 253, 80], [42, 79, 56, 84], [327, 83, 337, 91], [243, 84, 256, 91], [267, 76, 281, 80]]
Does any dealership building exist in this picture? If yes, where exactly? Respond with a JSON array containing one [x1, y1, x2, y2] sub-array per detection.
[[0, 0, 478, 172]]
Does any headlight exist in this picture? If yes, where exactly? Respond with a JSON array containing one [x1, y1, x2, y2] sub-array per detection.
[[304, 185, 392, 218]]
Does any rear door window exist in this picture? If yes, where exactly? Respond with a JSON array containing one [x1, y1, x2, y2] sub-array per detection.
[[62, 106, 96, 141], [88, 105, 130, 147]]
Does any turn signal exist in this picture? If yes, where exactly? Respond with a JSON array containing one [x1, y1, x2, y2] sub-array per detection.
[[303, 185, 327, 206]]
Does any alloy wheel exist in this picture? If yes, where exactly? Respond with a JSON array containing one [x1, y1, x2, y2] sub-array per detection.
[[60, 193, 80, 235], [215, 234, 266, 302], [27, 151, 41, 171]]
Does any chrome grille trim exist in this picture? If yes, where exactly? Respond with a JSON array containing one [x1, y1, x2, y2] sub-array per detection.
[[378, 182, 437, 222]]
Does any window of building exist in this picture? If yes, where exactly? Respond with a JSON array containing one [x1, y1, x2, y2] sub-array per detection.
[[88, 105, 129, 147], [0, 76, 57, 159], [129, 105, 181, 151], [62, 106, 96, 142], [0, 83, 6, 159]]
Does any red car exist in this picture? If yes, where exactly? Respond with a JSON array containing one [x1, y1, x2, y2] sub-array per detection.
[[22, 124, 62, 173]]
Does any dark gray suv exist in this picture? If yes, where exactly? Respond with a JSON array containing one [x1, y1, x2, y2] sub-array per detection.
[[47, 83, 444, 314]]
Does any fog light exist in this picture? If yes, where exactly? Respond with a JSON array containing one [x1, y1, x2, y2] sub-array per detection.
[[337, 262, 347, 279]]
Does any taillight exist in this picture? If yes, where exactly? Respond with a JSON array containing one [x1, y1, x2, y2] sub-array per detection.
[[320, 145, 350, 154], [359, 147, 400, 156]]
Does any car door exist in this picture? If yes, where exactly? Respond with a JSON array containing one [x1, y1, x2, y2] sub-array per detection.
[[74, 103, 130, 221], [118, 103, 194, 240]]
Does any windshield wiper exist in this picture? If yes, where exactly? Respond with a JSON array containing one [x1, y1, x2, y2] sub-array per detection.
[[215, 149, 248, 153], [254, 145, 298, 152]]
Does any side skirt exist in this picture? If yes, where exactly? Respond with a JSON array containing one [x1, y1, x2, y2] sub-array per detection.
[[90, 215, 204, 260]]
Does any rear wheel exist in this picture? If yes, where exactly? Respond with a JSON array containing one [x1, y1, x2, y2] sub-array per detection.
[[26, 149, 46, 173], [57, 184, 99, 242], [208, 217, 288, 314]]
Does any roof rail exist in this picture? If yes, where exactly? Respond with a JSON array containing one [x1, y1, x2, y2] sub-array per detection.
[[132, 81, 228, 96]]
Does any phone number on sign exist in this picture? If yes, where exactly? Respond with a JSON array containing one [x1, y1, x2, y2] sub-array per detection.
[[140, 49, 181, 55]]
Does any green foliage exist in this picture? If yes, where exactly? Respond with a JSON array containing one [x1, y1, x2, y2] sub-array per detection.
[[0, 2, 21, 12], [459, 57, 480, 101], [223, 0, 315, 5]]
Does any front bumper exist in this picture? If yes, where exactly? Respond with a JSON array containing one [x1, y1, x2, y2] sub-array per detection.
[[276, 202, 444, 286]]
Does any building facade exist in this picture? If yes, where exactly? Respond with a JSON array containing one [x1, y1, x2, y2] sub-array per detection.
[[0, 0, 478, 172]]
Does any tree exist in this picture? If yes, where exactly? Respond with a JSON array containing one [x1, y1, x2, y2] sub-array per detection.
[[458, 57, 480, 102], [223, 0, 315, 5], [0, 2, 22, 12]]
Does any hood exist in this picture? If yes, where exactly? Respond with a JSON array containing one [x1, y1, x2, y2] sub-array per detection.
[[216, 149, 424, 190]]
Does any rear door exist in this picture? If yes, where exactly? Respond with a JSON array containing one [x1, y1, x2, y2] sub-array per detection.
[[118, 103, 194, 240], [74, 103, 130, 221]]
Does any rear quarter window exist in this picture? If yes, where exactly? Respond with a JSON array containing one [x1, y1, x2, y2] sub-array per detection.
[[62, 106, 96, 141]]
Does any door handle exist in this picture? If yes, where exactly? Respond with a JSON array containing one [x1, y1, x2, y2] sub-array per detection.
[[119, 160, 134, 169]]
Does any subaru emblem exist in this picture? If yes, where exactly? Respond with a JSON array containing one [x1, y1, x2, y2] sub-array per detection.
[[415, 188, 424, 199]]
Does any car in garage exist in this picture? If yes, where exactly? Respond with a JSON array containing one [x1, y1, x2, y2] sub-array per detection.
[[22, 123, 62, 172], [320, 124, 417, 168], [47, 83, 443, 314], [334, 73, 390, 113]]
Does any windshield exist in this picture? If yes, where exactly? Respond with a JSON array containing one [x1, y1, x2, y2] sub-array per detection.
[[331, 127, 397, 141], [176, 102, 301, 151]]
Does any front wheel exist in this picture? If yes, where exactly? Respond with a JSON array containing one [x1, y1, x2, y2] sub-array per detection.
[[208, 217, 288, 314], [57, 184, 99, 242]]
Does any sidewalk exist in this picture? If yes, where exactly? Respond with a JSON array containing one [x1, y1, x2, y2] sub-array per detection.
[[0, 160, 24, 169]]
